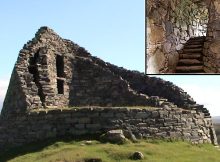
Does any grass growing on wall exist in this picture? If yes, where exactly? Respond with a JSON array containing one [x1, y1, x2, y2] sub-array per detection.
[[1, 139, 220, 162], [28, 106, 161, 113]]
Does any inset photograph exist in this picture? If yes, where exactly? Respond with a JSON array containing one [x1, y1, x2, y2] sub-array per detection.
[[146, 0, 219, 74]]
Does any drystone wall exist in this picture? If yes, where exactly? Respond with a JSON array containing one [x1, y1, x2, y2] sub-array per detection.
[[86, 57, 196, 109], [69, 56, 151, 107], [203, 0, 220, 73], [0, 107, 217, 150], [1, 26, 217, 150], [2, 27, 74, 117], [2, 26, 204, 119], [2, 27, 152, 119], [146, 0, 208, 73], [86, 59, 212, 120]]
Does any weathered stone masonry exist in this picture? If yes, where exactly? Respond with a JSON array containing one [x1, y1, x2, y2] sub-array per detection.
[[146, 0, 220, 73], [0, 27, 217, 150], [0, 107, 216, 149], [147, 0, 208, 73]]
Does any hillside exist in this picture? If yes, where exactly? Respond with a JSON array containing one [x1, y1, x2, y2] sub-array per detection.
[[213, 116, 220, 124], [1, 139, 220, 162]]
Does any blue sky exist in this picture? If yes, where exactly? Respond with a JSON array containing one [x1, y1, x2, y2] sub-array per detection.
[[0, 0, 145, 78]]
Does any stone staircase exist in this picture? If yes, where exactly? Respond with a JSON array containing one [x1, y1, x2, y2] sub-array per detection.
[[176, 36, 205, 73]]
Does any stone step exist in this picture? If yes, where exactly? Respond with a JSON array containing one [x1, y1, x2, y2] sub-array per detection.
[[183, 48, 203, 53], [176, 37, 205, 73], [178, 59, 202, 65], [179, 53, 202, 59], [176, 66, 204, 73], [186, 41, 204, 45], [189, 36, 205, 40], [184, 44, 203, 49], [188, 38, 205, 42], [204, 112, 210, 116]]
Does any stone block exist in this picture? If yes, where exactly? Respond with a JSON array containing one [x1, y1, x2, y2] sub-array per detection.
[[75, 124, 85, 129], [100, 112, 114, 118], [88, 112, 99, 118], [152, 111, 159, 118], [156, 132, 167, 137], [137, 123, 149, 127], [135, 112, 151, 119], [78, 117, 91, 124], [86, 124, 101, 130]]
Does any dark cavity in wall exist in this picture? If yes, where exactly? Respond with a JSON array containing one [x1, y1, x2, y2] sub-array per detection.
[[28, 52, 46, 106], [57, 79, 64, 94], [56, 54, 65, 94], [56, 55, 64, 77]]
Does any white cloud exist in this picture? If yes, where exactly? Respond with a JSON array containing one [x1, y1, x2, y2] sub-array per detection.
[[179, 83, 220, 117], [0, 78, 9, 110]]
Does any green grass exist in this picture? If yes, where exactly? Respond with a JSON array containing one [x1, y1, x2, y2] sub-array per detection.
[[27, 106, 160, 113], [1, 139, 220, 162]]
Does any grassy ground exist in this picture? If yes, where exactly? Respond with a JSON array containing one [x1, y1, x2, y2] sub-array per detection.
[[1, 139, 220, 162], [28, 106, 160, 113]]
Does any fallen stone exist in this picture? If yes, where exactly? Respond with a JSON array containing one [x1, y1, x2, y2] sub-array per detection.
[[131, 151, 144, 160], [84, 158, 102, 162], [123, 130, 138, 142], [100, 129, 127, 144]]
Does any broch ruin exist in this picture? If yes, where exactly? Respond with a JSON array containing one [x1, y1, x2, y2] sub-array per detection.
[[146, 0, 220, 73], [0, 27, 218, 150]]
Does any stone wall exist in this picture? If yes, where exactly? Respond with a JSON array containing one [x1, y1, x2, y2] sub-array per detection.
[[203, 0, 220, 73], [70, 56, 152, 107], [2, 26, 207, 119], [1, 27, 73, 117], [1, 26, 217, 150], [146, 0, 208, 73], [0, 107, 217, 150], [85, 57, 196, 109], [2, 27, 152, 118]]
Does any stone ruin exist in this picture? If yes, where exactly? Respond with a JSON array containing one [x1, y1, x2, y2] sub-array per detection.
[[0, 27, 217, 150], [146, 0, 220, 73]]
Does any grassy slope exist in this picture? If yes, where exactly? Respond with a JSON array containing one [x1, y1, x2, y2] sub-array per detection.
[[1, 140, 220, 162]]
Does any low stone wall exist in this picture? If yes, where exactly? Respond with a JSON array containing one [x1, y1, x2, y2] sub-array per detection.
[[0, 107, 217, 150]]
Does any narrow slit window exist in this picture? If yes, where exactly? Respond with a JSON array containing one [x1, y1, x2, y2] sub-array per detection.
[[28, 52, 45, 104], [56, 55, 64, 77], [57, 79, 64, 94]]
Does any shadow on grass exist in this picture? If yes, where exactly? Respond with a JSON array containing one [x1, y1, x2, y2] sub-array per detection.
[[0, 134, 101, 162]]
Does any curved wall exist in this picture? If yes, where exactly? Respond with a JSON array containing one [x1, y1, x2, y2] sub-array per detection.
[[0, 107, 217, 150]]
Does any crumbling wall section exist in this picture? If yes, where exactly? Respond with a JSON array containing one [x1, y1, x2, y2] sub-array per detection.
[[87, 57, 195, 109], [69, 56, 153, 107]]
